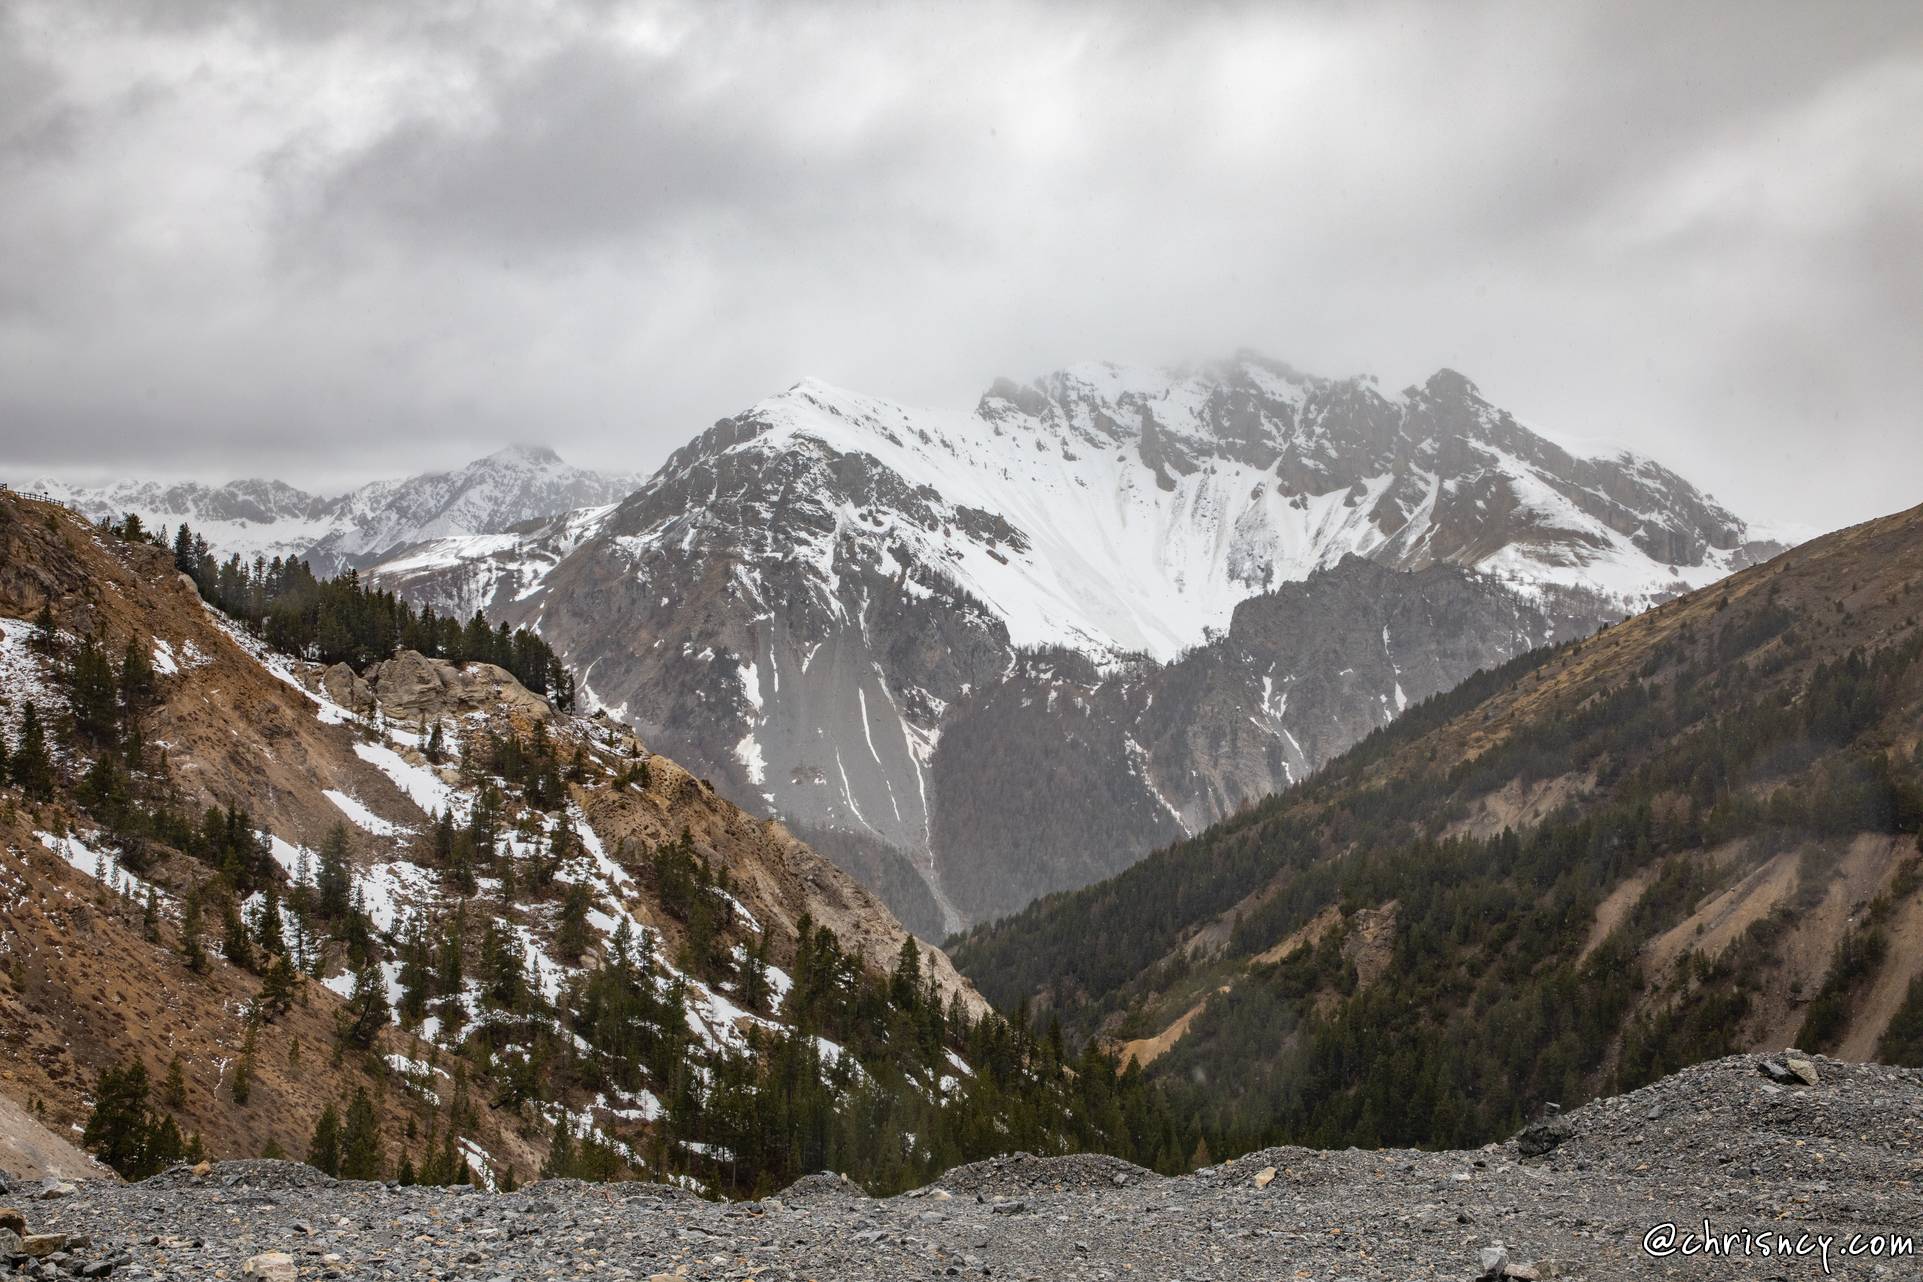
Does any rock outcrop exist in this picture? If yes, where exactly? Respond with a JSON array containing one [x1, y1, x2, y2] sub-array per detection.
[[363, 649, 554, 722]]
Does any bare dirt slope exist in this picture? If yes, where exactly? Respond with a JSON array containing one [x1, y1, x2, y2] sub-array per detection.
[[0, 804, 540, 1179], [0, 1089, 109, 1183]]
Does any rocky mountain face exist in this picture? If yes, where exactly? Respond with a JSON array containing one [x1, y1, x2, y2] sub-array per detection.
[[32, 445, 637, 575], [927, 558, 1615, 922], [415, 355, 1773, 932], [952, 499, 1923, 1158], [7, 489, 1141, 1196], [358, 503, 614, 624]]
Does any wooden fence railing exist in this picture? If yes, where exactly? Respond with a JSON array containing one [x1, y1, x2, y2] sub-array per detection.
[[0, 482, 71, 509]]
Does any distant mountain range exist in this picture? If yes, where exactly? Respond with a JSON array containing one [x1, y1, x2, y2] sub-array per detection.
[[19, 354, 1786, 934], [371, 354, 1781, 932], [30, 444, 638, 576]]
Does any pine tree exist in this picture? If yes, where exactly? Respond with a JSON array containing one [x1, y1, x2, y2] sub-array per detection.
[[741, 933, 772, 1013], [556, 882, 592, 961], [540, 1116, 576, 1179], [438, 1131, 464, 1186], [66, 635, 121, 745], [316, 605, 354, 666], [336, 963, 390, 1048], [316, 822, 353, 919], [339, 1088, 383, 1180], [436, 917, 465, 1000], [255, 883, 286, 958], [142, 885, 160, 942], [82, 1061, 149, 1173], [147, 1114, 185, 1170], [308, 1104, 342, 1177], [221, 895, 255, 972], [9, 702, 55, 799], [82, 1061, 162, 1179], [163, 1055, 187, 1110], [179, 885, 207, 973], [418, 1116, 449, 1185], [231, 1026, 255, 1106], [891, 937, 924, 1013], [30, 603, 56, 655], [482, 922, 526, 1012], [397, 917, 430, 1027], [119, 637, 157, 717]]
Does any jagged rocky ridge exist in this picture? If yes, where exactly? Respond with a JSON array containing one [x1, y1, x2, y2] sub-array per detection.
[[18, 1054, 1923, 1281], [394, 355, 1771, 931]]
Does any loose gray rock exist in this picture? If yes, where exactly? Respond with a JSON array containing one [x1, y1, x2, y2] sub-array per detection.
[[242, 1250, 296, 1282], [1514, 1116, 1570, 1157], [20, 1054, 1923, 1282]]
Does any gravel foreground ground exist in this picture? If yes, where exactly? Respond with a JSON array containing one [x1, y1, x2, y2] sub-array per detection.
[[7, 1054, 1922, 1281]]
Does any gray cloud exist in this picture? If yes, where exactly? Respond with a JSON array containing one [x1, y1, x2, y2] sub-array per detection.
[[0, 0, 1917, 532]]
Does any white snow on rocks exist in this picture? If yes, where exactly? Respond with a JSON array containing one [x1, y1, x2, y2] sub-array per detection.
[[0, 617, 61, 735], [323, 788, 406, 837], [353, 741, 461, 819], [36, 830, 171, 905]]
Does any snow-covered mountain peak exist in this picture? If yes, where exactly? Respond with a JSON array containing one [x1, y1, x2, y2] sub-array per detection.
[[653, 354, 1779, 654], [372, 354, 1789, 930]]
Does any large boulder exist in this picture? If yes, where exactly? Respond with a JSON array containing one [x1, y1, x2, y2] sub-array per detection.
[[365, 649, 551, 723], [454, 660, 556, 721], [319, 663, 373, 715], [362, 649, 446, 719]]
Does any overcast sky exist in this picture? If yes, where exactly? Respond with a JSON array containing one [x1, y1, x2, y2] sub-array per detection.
[[0, 1, 1917, 533]]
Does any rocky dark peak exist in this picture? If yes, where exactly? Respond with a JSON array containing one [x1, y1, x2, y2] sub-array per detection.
[[1419, 366, 1482, 401], [978, 375, 1053, 418]]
